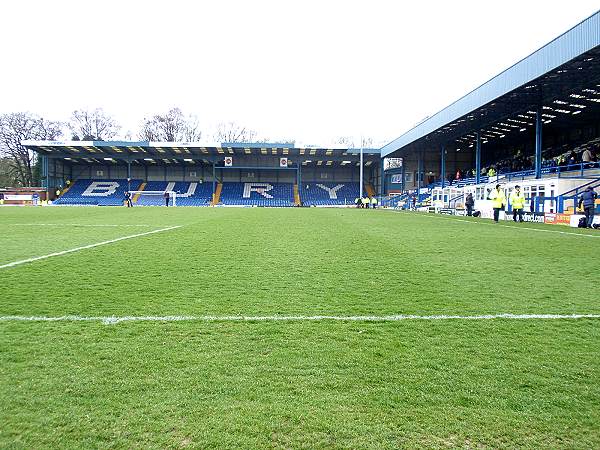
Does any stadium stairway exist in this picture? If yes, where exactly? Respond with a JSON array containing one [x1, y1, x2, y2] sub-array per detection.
[[59, 182, 73, 197], [294, 184, 300, 206], [366, 184, 376, 197], [212, 183, 222, 206], [53, 179, 143, 206], [132, 182, 146, 204]]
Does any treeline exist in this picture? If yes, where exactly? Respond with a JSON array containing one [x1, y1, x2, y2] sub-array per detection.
[[0, 108, 278, 187]]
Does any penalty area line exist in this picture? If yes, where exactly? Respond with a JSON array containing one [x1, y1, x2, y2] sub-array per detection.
[[0, 225, 182, 270], [0, 313, 599, 325]]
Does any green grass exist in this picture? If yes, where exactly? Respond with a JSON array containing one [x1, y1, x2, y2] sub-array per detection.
[[1, 206, 599, 448]]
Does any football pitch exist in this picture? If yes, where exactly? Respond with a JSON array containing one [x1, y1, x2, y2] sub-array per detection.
[[1, 206, 599, 448]]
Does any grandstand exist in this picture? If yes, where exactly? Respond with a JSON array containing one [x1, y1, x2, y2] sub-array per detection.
[[23, 142, 381, 207], [380, 11, 600, 222]]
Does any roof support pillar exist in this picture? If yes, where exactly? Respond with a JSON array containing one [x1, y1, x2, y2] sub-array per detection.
[[212, 162, 216, 201], [441, 145, 446, 188], [127, 160, 131, 192], [379, 157, 385, 196], [535, 108, 543, 179], [42, 155, 49, 196], [475, 133, 481, 184], [359, 142, 364, 198], [418, 150, 423, 192], [402, 164, 405, 193]]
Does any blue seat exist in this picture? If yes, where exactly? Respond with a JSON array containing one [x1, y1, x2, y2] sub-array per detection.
[[300, 183, 361, 206], [54, 179, 143, 206], [219, 182, 294, 206]]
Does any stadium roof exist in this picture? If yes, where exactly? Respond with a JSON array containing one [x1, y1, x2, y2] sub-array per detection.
[[381, 10, 600, 158], [23, 141, 381, 165]]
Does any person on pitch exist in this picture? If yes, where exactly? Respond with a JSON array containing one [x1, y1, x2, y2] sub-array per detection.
[[465, 192, 474, 216], [510, 185, 526, 222], [488, 184, 506, 223], [124, 191, 133, 207], [578, 187, 597, 228], [163, 190, 170, 207]]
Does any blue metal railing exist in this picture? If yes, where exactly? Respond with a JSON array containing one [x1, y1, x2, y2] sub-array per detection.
[[429, 162, 599, 188]]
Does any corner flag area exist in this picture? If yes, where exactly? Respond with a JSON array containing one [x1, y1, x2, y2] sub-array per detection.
[[1, 207, 599, 448]]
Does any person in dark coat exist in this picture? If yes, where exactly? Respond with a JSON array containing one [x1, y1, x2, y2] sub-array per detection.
[[578, 187, 597, 228], [465, 192, 474, 216], [124, 191, 133, 207]]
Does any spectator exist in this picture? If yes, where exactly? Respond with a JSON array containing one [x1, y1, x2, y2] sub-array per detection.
[[578, 187, 597, 228], [510, 185, 526, 223], [124, 191, 133, 207], [582, 148, 593, 166], [465, 192, 474, 216], [488, 184, 506, 223]]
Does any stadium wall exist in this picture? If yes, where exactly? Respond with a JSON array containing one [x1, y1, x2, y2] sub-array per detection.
[[53, 162, 377, 189]]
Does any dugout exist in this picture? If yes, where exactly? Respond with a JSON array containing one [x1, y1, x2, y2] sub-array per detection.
[[0, 187, 47, 205]]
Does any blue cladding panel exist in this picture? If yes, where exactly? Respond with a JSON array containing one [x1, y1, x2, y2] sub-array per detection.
[[381, 11, 600, 157]]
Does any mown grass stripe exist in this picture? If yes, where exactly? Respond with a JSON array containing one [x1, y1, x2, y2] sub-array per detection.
[[0, 226, 182, 270]]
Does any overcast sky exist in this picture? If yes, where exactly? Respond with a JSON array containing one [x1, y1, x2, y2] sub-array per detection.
[[0, 1, 598, 146]]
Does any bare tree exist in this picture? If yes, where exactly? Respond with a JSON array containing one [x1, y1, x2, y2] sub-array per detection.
[[213, 122, 259, 143], [138, 108, 201, 142], [0, 112, 62, 186], [335, 136, 373, 148], [0, 157, 16, 187], [68, 108, 120, 141]]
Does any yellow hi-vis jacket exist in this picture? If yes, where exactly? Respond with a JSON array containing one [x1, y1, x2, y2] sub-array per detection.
[[489, 188, 506, 208], [371, 197, 377, 205], [510, 191, 526, 209]]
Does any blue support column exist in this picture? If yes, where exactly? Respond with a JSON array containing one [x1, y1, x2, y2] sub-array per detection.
[[401, 164, 405, 193], [535, 108, 543, 179], [379, 157, 385, 196], [42, 155, 49, 194], [441, 145, 446, 188], [475, 133, 481, 184], [417, 151, 423, 192], [212, 162, 216, 200], [417, 151, 425, 194]]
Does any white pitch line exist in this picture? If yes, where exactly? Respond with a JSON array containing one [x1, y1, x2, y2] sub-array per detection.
[[5, 223, 157, 227], [0, 313, 598, 325], [384, 210, 600, 238], [0, 225, 182, 270]]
